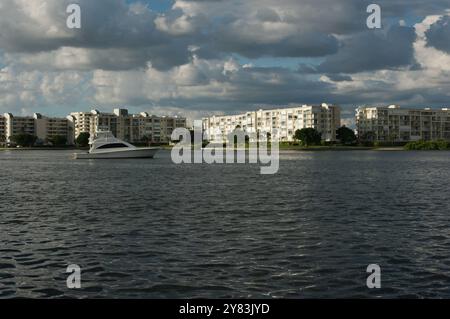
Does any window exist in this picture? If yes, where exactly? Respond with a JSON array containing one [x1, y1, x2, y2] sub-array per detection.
[[97, 143, 128, 149]]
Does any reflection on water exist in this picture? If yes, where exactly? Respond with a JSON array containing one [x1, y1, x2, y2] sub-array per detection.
[[1, 150, 450, 298]]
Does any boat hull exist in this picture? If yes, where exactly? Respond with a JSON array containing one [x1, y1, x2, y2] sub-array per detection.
[[74, 147, 159, 159]]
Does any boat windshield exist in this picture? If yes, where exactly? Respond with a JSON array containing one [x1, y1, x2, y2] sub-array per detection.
[[96, 143, 129, 149], [95, 131, 115, 139]]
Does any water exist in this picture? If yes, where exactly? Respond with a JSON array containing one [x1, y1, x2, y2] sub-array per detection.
[[1, 149, 450, 298]]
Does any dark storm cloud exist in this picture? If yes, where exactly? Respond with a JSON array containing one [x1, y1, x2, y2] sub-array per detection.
[[187, 1, 366, 59], [153, 0, 450, 63], [220, 67, 337, 105], [0, 0, 159, 52], [425, 15, 450, 53], [0, 0, 385, 69], [0, 0, 193, 70], [376, 0, 450, 16], [1, 0, 447, 72], [316, 26, 417, 74], [2, 0, 450, 117], [211, 31, 339, 59], [326, 74, 353, 82]]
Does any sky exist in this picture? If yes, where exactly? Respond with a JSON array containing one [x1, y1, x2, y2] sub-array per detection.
[[1, 0, 450, 125]]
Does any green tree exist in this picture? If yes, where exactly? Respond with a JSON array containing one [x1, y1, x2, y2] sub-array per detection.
[[336, 126, 357, 145], [10, 134, 37, 147], [294, 128, 322, 146], [141, 135, 151, 145], [49, 135, 68, 146], [231, 126, 247, 146], [359, 131, 376, 146], [76, 132, 90, 147], [360, 131, 376, 142]]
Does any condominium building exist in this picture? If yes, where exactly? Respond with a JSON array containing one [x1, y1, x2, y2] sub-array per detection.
[[34, 113, 70, 142], [4, 113, 36, 141], [0, 115, 6, 144], [202, 103, 341, 143], [67, 108, 187, 144], [3, 113, 71, 144], [161, 116, 187, 143], [67, 111, 95, 141], [356, 105, 450, 142]]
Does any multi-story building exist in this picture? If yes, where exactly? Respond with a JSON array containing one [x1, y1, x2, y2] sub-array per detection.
[[161, 116, 185, 143], [134, 112, 162, 144], [356, 105, 450, 142], [0, 115, 6, 145], [67, 112, 95, 141], [3, 113, 36, 142], [68, 108, 187, 144], [202, 103, 341, 143], [3, 113, 71, 144], [34, 113, 70, 142]]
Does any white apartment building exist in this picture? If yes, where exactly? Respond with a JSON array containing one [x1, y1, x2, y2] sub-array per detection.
[[0, 115, 6, 144], [202, 103, 341, 143], [34, 113, 70, 142], [3, 113, 70, 144], [356, 105, 450, 142], [67, 111, 95, 141], [67, 108, 187, 144], [4, 113, 36, 142]]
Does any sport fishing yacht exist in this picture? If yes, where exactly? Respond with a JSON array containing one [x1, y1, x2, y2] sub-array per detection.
[[74, 131, 159, 159]]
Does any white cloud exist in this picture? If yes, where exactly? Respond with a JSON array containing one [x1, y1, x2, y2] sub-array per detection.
[[324, 13, 450, 107], [414, 14, 450, 71], [1, 0, 450, 119]]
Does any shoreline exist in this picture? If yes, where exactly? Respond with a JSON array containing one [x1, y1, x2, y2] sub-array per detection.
[[279, 146, 405, 151], [2, 146, 449, 152], [0, 147, 85, 151]]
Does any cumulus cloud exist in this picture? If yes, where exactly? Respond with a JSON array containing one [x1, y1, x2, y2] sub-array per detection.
[[0, 65, 93, 115], [1, 0, 450, 120], [91, 56, 335, 112], [0, 0, 193, 70], [321, 12, 450, 109]]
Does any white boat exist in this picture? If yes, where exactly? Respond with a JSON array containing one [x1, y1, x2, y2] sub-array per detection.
[[74, 131, 159, 159]]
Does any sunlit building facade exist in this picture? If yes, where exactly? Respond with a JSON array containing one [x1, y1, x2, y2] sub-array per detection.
[[202, 104, 341, 143], [0, 115, 6, 145], [67, 108, 187, 144], [356, 105, 450, 142], [3, 113, 70, 144]]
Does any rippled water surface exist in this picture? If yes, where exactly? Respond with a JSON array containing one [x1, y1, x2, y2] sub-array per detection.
[[1, 149, 450, 298]]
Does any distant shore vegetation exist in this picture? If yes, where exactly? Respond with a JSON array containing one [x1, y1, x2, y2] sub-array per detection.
[[404, 140, 450, 150], [2, 133, 70, 148]]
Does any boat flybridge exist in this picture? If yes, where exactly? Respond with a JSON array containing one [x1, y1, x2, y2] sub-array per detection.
[[74, 131, 159, 159]]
